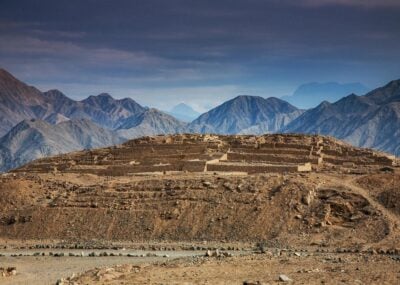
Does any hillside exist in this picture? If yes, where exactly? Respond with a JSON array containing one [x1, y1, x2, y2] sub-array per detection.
[[117, 108, 187, 139], [0, 119, 123, 172], [284, 80, 400, 156], [42, 90, 146, 130], [0, 69, 52, 137], [0, 68, 184, 137], [2, 134, 398, 248], [0, 69, 188, 171], [188, 95, 303, 134]]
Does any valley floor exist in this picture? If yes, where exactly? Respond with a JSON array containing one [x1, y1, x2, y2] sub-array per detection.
[[1, 246, 400, 284], [105, 252, 399, 285]]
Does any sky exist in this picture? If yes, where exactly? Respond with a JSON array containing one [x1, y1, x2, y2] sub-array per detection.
[[0, 0, 399, 112]]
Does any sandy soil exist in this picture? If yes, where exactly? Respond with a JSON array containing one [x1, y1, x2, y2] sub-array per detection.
[[1, 134, 399, 284], [73, 251, 400, 285], [0, 250, 202, 285]]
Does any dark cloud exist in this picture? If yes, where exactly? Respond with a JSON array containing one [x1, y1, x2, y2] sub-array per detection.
[[0, 0, 399, 110]]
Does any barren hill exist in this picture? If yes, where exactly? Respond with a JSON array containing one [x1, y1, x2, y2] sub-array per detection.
[[1, 134, 399, 250]]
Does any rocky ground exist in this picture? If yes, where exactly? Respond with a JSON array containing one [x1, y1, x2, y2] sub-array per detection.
[[67, 249, 400, 284], [0, 134, 399, 284]]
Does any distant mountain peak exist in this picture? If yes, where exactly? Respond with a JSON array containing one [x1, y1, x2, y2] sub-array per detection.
[[97, 92, 113, 98], [188, 95, 303, 135], [231, 94, 264, 101], [84, 92, 114, 102], [168, 103, 200, 122], [43, 89, 69, 100], [174, 102, 191, 108]]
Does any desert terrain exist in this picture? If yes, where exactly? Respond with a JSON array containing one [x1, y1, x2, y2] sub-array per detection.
[[0, 134, 399, 284]]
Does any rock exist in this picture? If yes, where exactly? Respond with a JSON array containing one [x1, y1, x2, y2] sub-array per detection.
[[56, 278, 65, 285], [279, 274, 292, 282], [302, 189, 315, 205], [8, 268, 17, 276], [213, 249, 220, 257], [205, 249, 229, 258], [223, 182, 234, 191], [243, 281, 262, 285]]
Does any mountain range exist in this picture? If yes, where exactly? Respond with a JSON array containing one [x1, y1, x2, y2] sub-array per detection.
[[0, 119, 123, 172], [0, 69, 187, 171], [0, 68, 399, 172], [283, 79, 400, 156]]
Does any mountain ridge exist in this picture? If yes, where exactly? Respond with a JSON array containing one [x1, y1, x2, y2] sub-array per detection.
[[284, 79, 400, 156], [1, 68, 399, 172], [188, 95, 304, 134], [0, 69, 187, 171], [0, 118, 125, 172]]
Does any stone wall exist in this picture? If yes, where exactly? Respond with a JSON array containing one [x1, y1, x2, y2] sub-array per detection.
[[207, 163, 299, 173], [230, 147, 311, 155], [100, 160, 207, 176], [227, 152, 320, 164]]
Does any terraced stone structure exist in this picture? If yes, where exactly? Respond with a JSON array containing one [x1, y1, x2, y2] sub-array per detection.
[[1, 134, 398, 248], [14, 134, 396, 176]]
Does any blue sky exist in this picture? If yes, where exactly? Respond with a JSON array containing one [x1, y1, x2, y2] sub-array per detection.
[[0, 0, 399, 111]]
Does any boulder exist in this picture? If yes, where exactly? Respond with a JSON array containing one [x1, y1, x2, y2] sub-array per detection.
[[279, 274, 292, 282]]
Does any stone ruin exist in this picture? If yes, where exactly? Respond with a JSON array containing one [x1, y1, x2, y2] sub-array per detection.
[[13, 134, 396, 176]]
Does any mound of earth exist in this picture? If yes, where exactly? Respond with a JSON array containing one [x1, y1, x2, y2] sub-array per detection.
[[356, 173, 400, 216], [0, 134, 398, 250]]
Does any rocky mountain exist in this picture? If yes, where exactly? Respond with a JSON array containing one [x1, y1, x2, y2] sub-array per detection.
[[0, 107, 187, 172], [0, 69, 53, 137], [0, 119, 124, 172], [168, 103, 200, 122], [0, 68, 188, 171], [0, 68, 149, 137], [43, 90, 146, 129], [282, 82, 369, 109], [284, 79, 400, 156], [1, 68, 399, 171], [188, 95, 304, 134], [117, 108, 187, 139], [0, 68, 186, 136]]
